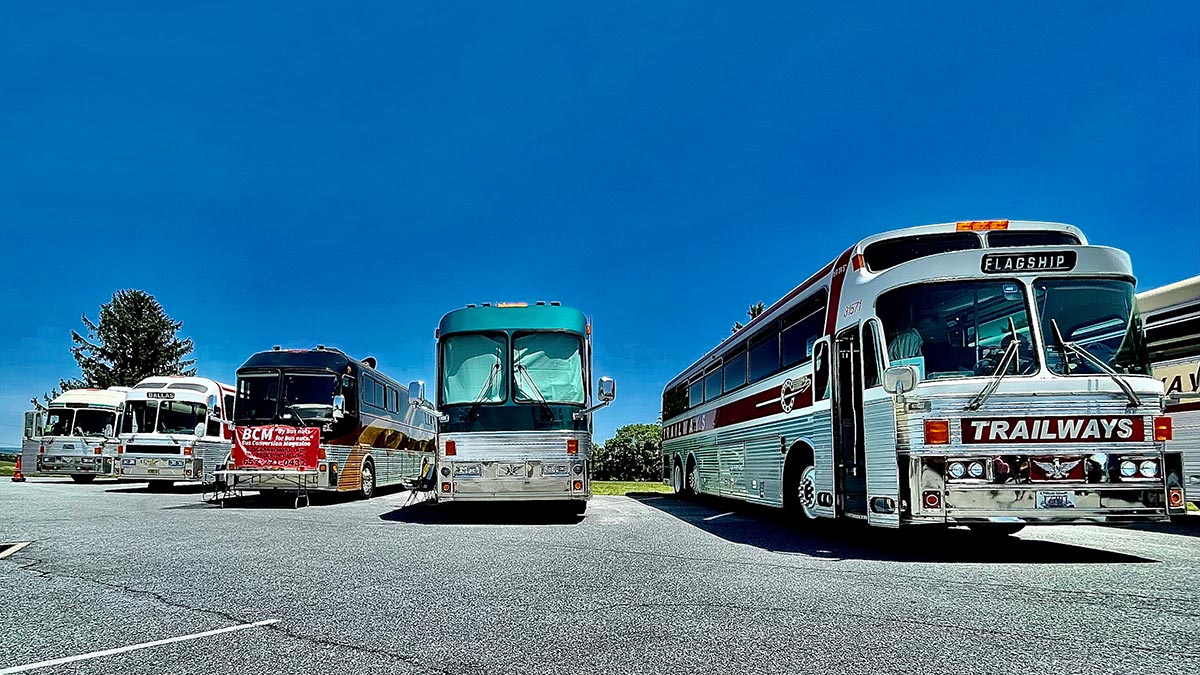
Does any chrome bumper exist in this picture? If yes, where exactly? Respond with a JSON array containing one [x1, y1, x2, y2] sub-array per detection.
[[36, 455, 116, 477]]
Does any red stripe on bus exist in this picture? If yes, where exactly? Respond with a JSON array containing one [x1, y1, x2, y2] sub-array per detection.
[[1165, 401, 1200, 414], [663, 378, 816, 440]]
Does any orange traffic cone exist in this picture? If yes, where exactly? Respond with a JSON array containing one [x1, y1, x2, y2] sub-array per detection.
[[11, 456, 26, 482]]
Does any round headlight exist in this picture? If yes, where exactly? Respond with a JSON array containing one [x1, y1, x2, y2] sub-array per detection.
[[948, 462, 966, 479], [967, 461, 985, 479], [572, 463, 584, 475], [440, 466, 451, 477], [1119, 460, 1138, 477], [1138, 460, 1158, 478]]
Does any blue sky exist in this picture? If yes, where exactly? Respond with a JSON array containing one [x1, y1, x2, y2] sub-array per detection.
[[2, 2, 1197, 446]]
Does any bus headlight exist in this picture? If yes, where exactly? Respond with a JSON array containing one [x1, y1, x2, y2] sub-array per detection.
[[572, 463, 584, 475], [1119, 460, 1138, 477], [1138, 460, 1158, 478], [948, 462, 967, 479], [967, 461, 985, 479]]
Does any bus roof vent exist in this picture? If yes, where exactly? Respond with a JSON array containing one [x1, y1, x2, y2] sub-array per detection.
[[482, 302, 491, 307], [362, 356, 378, 369], [550, 301, 561, 306], [316, 344, 326, 350], [466, 304, 476, 308], [272, 345, 281, 351], [536, 301, 546, 306]]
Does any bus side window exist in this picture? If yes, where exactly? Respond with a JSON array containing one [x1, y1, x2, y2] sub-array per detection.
[[862, 321, 882, 389], [688, 379, 703, 408], [224, 395, 235, 421], [814, 339, 830, 401]]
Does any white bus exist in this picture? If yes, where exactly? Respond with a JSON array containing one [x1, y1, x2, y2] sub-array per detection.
[[662, 220, 1184, 533], [116, 377, 236, 487], [1139, 275, 1200, 508], [23, 388, 129, 482]]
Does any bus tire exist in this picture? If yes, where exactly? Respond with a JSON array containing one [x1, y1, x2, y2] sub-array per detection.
[[70, 475, 96, 484], [671, 460, 686, 495], [684, 456, 698, 496], [967, 523, 1025, 537], [359, 459, 376, 500]]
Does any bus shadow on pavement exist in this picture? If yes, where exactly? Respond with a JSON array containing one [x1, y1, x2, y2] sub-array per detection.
[[630, 494, 1158, 564], [105, 483, 209, 495], [379, 500, 586, 526]]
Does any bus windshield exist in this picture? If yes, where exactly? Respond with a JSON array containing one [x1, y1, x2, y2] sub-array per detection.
[[878, 280, 1038, 380], [74, 409, 116, 437], [42, 408, 73, 436], [281, 372, 338, 421], [442, 333, 506, 405], [156, 401, 206, 434], [513, 333, 585, 405], [123, 401, 158, 434], [235, 373, 280, 424], [1034, 278, 1150, 376]]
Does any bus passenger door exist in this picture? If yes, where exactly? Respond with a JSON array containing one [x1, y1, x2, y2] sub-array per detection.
[[833, 327, 867, 516], [861, 320, 899, 528]]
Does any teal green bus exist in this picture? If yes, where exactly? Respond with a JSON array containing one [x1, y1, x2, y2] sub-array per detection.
[[411, 302, 615, 511]]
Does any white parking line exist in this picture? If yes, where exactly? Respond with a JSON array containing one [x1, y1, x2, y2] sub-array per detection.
[[703, 511, 736, 521], [0, 542, 31, 560], [0, 619, 280, 674]]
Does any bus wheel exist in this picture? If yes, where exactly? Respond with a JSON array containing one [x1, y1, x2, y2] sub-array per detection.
[[359, 460, 376, 499], [671, 461, 685, 495], [967, 523, 1025, 537], [70, 475, 96, 484], [684, 457, 698, 496], [795, 465, 819, 520]]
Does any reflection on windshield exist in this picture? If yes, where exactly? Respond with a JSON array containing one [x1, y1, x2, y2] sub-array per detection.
[[513, 333, 584, 404], [878, 281, 1039, 380], [1035, 279, 1150, 376], [157, 401, 206, 434], [282, 373, 337, 421], [74, 409, 116, 437], [442, 334, 506, 405], [123, 401, 158, 434], [235, 374, 280, 423], [43, 409, 73, 436]]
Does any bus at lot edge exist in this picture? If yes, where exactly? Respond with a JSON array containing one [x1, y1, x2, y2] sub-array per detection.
[[411, 302, 615, 512], [1139, 275, 1200, 508], [661, 220, 1184, 533], [23, 387, 129, 482]]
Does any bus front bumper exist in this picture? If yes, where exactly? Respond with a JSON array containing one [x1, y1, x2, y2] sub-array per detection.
[[914, 484, 1176, 525], [118, 456, 203, 482], [36, 455, 116, 477]]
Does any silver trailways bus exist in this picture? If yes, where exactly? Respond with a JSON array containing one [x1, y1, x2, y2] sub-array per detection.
[[662, 220, 1184, 534]]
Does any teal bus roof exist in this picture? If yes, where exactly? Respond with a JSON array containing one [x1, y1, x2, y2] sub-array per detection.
[[438, 304, 587, 336]]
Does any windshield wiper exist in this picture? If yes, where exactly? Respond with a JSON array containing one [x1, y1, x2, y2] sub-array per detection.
[[515, 364, 556, 421], [282, 401, 309, 427], [1050, 319, 1141, 407], [965, 318, 1020, 412], [466, 351, 503, 421]]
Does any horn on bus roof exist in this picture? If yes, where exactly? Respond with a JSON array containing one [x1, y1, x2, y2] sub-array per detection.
[[362, 356, 377, 369]]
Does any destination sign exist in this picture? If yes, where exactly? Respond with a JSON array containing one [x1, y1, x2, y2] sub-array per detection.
[[145, 392, 175, 400], [981, 251, 1076, 274]]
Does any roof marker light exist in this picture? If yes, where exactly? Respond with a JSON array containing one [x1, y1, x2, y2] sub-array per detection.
[[955, 220, 1009, 231]]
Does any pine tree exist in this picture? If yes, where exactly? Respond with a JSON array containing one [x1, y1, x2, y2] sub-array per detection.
[[64, 290, 195, 389]]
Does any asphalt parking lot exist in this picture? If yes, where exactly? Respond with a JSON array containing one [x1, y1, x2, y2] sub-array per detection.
[[1, 479, 1198, 675]]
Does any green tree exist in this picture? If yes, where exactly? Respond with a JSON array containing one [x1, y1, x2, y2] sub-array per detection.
[[731, 301, 767, 333], [63, 289, 196, 389], [592, 423, 662, 481]]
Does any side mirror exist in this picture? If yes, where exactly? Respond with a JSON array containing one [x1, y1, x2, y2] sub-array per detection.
[[206, 394, 218, 409], [340, 374, 355, 392], [194, 423, 205, 437], [332, 394, 346, 411], [883, 365, 920, 395], [597, 376, 616, 403], [408, 381, 427, 405]]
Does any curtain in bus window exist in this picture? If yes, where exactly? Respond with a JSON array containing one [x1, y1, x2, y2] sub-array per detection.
[[443, 334, 507, 405], [513, 333, 585, 404]]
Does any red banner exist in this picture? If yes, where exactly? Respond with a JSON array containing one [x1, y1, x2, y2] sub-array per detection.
[[232, 425, 321, 470], [961, 416, 1145, 444]]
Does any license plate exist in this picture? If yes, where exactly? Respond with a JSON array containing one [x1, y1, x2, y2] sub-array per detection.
[[147, 468, 159, 475], [1036, 490, 1076, 508]]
